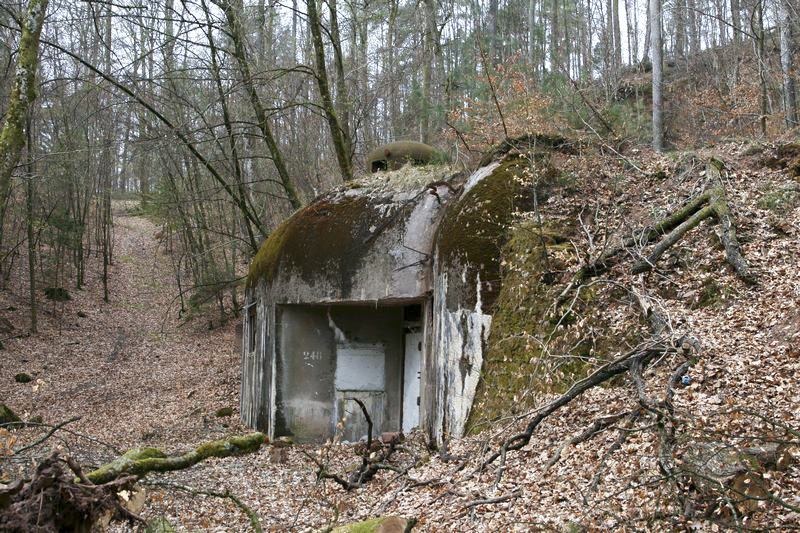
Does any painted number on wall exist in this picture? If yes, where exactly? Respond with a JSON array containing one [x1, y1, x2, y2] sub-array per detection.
[[303, 350, 323, 362]]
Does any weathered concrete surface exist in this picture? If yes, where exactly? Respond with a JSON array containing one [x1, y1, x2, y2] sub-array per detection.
[[242, 165, 459, 440], [425, 162, 501, 444], [366, 141, 444, 172], [246, 164, 459, 303], [243, 157, 527, 444]]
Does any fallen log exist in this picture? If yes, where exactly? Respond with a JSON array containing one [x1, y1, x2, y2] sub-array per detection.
[[85, 432, 266, 484]]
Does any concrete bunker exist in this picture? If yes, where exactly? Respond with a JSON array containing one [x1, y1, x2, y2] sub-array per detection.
[[241, 150, 539, 443]]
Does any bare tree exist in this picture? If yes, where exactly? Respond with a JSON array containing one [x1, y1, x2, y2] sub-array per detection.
[[650, 0, 664, 150], [778, 0, 798, 125], [306, 0, 353, 181]]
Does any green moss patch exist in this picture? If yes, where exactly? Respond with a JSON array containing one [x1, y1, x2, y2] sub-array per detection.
[[468, 216, 642, 429], [330, 516, 409, 533], [436, 154, 562, 310], [467, 219, 574, 427], [247, 194, 383, 292]]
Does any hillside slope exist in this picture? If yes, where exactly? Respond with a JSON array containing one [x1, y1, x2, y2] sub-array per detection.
[[1, 141, 798, 532]]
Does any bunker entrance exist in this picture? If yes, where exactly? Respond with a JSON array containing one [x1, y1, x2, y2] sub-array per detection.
[[275, 303, 423, 441]]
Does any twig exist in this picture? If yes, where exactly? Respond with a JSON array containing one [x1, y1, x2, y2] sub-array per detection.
[[476, 36, 508, 138], [545, 410, 633, 471], [464, 489, 521, 509], [587, 410, 641, 493], [13, 416, 81, 455], [12, 419, 122, 455], [144, 480, 263, 533]]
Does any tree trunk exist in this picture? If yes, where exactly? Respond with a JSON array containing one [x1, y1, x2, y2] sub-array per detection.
[[0, 0, 49, 223], [25, 116, 36, 333], [687, 0, 698, 53], [488, 0, 499, 66], [650, 0, 664, 150], [329, 0, 353, 155], [528, 0, 536, 69], [306, 0, 353, 181], [779, 0, 798, 126], [550, 0, 560, 73], [731, 0, 742, 42], [219, 0, 302, 209], [755, 0, 768, 136]]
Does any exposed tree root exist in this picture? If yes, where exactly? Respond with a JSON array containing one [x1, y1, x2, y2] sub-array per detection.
[[1, 434, 266, 532], [0, 452, 140, 533], [632, 160, 753, 282], [557, 159, 754, 313]]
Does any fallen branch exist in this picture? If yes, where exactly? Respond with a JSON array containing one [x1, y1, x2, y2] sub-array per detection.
[[13, 415, 81, 455], [477, 339, 679, 473], [557, 158, 754, 314], [545, 410, 634, 471], [144, 480, 262, 533], [85, 432, 266, 484], [463, 489, 521, 509], [311, 398, 402, 491]]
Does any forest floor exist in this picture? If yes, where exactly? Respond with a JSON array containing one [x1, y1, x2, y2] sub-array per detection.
[[2, 141, 800, 532]]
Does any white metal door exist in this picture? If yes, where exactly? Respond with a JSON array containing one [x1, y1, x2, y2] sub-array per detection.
[[403, 332, 422, 433]]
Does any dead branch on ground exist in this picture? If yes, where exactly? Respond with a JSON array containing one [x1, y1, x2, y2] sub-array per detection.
[[310, 398, 405, 491], [476, 337, 684, 474], [143, 480, 263, 533], [85, 432, 266, 484]]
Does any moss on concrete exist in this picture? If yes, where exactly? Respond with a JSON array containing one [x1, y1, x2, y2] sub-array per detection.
[[367, 141, 447, 172], [246, 194, 378, 292], [468, 212, 642, 429], [436, 157, 537, 310], [247, 165, 458, 292], [467, 219, 574, 427]]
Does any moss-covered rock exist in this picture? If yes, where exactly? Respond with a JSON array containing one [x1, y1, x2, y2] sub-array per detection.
[[145, 517, 176, 533], [214, 407, 234, 417], [0, 402, 21, 428]]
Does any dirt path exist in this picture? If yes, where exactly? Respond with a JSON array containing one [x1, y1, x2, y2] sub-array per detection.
[[1, 208, 244, 465]]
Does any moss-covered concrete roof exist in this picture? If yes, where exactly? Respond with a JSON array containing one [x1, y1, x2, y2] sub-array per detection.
[[247, 164, 458, 294]]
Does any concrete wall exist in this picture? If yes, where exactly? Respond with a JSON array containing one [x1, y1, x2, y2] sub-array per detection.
[[426, 270, 491, 444], [268, 304, 405, 441], [242, 163, 502, 444], [240, 301, 273, 433]]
